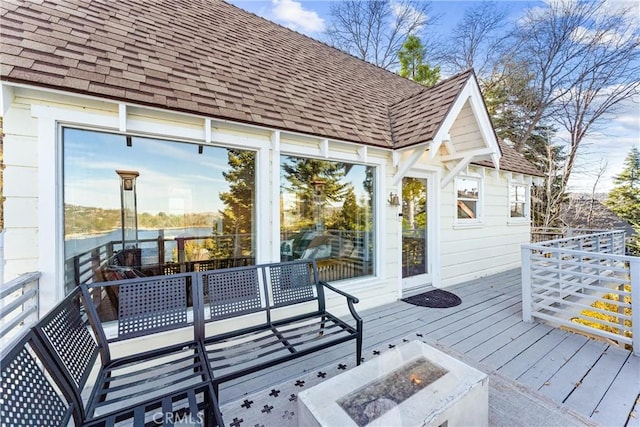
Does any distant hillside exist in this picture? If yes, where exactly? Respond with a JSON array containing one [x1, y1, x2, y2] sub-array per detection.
[[64, 205, 217, 235]]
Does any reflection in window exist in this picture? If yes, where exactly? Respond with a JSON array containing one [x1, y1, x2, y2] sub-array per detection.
[[456, 177, 480, 219], [280, 155, 374, 281], [510, 184, 528, 218], [63, 128, 256, 293]]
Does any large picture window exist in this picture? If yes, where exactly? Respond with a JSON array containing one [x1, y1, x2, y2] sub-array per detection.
[[63, 128, 256, 292], [279, 155, 375, 281]]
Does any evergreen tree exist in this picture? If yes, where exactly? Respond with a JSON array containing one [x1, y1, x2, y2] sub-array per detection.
[[605, 147, 640, 226], [332, 186, 359, 230], [281, 157, 348, 229], [398, 35, 440, 87], [218, 150, 255, 257]]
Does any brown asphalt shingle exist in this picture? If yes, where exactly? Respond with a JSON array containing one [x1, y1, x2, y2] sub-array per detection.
[[0, 0, 541, 176]]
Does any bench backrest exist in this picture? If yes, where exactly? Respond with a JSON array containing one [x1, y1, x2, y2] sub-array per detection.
[[81, 272, 199, 360], [1, 329, 78, 426], [198, 259, 324, 328], [33, 287, 100, 410]]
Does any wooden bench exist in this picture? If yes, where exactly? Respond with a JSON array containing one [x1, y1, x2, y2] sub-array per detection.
[[196, 259, 363, 393]]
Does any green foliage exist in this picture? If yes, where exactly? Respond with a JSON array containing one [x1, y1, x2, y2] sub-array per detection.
[[398, 35, 440, 87], [281, 157, 348, 225], [605, 147, 640, 234], [218, 149, 256, 257], [402, 178, 427, 229]]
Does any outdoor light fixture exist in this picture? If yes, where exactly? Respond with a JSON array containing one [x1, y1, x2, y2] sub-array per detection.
[[388, 192, 400, 206], [198, 144, 203, 154]]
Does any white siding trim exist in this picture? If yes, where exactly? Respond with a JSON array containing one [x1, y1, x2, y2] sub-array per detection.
[[269, 131, 281, 264]]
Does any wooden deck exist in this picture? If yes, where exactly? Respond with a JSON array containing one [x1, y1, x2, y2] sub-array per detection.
[[221, 268, 639, 426]]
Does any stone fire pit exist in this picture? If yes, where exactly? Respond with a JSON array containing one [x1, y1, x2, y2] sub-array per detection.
[[297, 340, 488, 426]]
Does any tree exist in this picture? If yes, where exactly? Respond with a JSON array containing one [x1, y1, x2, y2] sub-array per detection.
[[437, 1, 509, 78], [331, 186, 359, 230], [605, 147, 640, 254], [218, 150, 255, 257], [605, 147, 640, 225], [505, 0, 640, 188], [325, 0, 432, 70], [281, 157, 348, 229], [398, 35, 440, 86]]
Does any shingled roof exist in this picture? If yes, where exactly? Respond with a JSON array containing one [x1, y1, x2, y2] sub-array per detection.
[[475, 140, 545, 177], [0, 0, 540, 176]]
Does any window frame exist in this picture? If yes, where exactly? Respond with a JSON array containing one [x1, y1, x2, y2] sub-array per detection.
[[277, 139, 386, 282], [508, 181, 530, 223], [454, 175, 483, 226], [60, 125, 261, 291]]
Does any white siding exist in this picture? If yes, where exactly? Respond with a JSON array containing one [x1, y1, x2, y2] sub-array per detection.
[[439, 167, 530, 287], [1, 84, 531, 314]]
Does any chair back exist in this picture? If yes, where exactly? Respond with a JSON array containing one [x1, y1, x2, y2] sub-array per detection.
[[81, 272, 199, 348], [33, 287, 100, 411], [0, 330, 78, 426]]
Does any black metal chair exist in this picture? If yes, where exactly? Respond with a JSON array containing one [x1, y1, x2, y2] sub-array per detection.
[[0, 329, 78, 426], [34, 276, 223, 426]]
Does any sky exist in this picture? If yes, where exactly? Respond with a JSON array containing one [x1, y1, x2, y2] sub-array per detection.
[[228, 0, 640, 195]]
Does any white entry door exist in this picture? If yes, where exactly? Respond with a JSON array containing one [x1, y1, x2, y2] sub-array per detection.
[[401, 176, 432, 292]]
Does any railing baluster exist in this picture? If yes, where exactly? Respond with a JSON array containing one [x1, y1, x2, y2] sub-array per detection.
[[523, 230, 634, 353], [0, 272, 41, 349], [630, 257, 639, 357]]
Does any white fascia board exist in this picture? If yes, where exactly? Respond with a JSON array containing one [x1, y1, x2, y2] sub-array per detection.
[[465, 81, 501, 168], [204, 118, 212, 143], [357, 146, 367, 163], [1, 83, 15, 116]]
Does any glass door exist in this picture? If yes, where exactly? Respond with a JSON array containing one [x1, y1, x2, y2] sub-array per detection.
[[401, 177, 430, 291]]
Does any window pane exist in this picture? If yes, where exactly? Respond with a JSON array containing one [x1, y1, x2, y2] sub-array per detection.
[[510, 185, 526, 218], [456, 177, 479, 219], [457, 200, 477, 219], [63, 128, 256, 293], [280, 155, 374, 281], [457, 178, 478, 200]]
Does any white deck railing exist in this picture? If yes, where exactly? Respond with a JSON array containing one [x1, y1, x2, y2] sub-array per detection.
[[522, 231, 638, 356], [0, 272, 41, 350]]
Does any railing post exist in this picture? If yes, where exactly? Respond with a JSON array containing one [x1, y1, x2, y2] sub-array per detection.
[[521, 246, 533, 322], [177, 237, 186, 273], [630, 257, 639, 357]]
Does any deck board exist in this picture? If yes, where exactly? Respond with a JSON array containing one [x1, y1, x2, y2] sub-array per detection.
[[221, 268, 638, 425], [564, 346, 631, 416], [591, 353, 640, 427]]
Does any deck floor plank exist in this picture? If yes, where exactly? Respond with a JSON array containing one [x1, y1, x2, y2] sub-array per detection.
[[564, 346, 632, 420], [480, 323, 556, 369], [537, 338, 609, 402], [497, 327, 570, 379], [220, 268, 637, 424], [590, 352, 639, 427]]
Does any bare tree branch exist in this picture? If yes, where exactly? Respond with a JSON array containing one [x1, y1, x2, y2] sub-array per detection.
[[324, 0, 432, 70]]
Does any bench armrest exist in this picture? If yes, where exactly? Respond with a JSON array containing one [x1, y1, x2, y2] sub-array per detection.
[[319, 280, 362, 324], [320, 280, 359, 304]]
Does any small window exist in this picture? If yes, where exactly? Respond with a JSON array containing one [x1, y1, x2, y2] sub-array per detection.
[[510, 183, 529, 219], [456, 177, 480, 220]]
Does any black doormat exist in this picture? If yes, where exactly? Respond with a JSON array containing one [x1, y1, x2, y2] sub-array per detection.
[[401, 289, 462, 308]]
